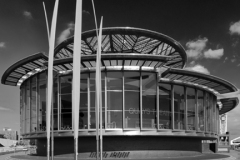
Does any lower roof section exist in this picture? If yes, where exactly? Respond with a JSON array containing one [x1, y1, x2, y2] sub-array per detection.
[[1, 53, 48, 86], [161, 67, 238, 94], [219, 97, 239, 115]]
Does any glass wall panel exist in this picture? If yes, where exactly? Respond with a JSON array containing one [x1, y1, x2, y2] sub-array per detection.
[[59, 75, 72, 130], [124, 72, 140, 129], [20, 85, 25, 134], [60, 75, 71, 94], [212, 97, 216, 133], [90, 73, 96, 129], [174, 85, 185, 130], [60, 94, 72, 130], [216, 106, 219, 134], [30, 77, 37, 132], [205, 93, 210, 132], [210, 95, 213, 132], [101, 72, 105, 129], [142, 72, 156, 129], [80, 73, 88, 129], [25, 80, 30, 133], [106, 72, 122, 129], [159, 83, 171, 129], [38, 73, 46, 131], [187, 87, 195, 130], [53, 77, 58, 130], [90, 72, 106, 129], [198, 90, 204, 131]]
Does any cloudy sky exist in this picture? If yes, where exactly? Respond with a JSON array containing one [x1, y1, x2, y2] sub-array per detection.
[[0, 0, 240, 139]]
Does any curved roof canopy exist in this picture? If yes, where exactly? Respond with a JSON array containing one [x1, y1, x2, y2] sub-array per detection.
[[1, 53, 48, 86], [219, 97, 239, 115], [161, 67, 238, 94], [54, 27, 187, 68]]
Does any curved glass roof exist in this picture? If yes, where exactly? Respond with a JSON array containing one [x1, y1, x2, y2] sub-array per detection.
[[54, 27, 187, 69]]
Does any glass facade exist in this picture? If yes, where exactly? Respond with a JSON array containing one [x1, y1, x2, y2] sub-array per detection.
[[19, 70, 219, 134]]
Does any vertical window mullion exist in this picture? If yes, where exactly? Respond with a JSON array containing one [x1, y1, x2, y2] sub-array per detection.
[[28, 80, 31, 133], [157, 81, 159, 130], [171, 85, 174, 130], [203, 92, 206, 132], [57, 76, 60, 131], [87, 72, 90, 129], [30, 78, 32, 132], [140, 72, 142, 130], [195, 89, 198, 132], [123, 72, 125, 129], [184, 87, 187, 130], [104, 71, 107, 129]]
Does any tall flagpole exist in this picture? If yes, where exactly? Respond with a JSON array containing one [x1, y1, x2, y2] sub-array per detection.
[[98, 17, 103, 160], [91, 1, 100, 159], [46, 1, 59, 160], [72, 0, 82, 160]]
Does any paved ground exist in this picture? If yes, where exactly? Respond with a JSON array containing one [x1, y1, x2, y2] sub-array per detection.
[[222, 150, 240, 160], [0, 150, 239, 160]]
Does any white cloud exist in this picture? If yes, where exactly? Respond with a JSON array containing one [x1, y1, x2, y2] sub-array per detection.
[[185, 64, 210, 74], [229, 20, 240, 35], [189, 61, 195, 65], [0, 42, 6, 48], [204, 48, 224, 59], [223, 57, 228, 63], [237, 63, 240, 67], [186, 38, 208, 60], [231, 55, 237, 63], [0, 106, 11, 111], [57, 22, 75, 44], [23, 11, 33, 19], [186, 38, 225, 60]]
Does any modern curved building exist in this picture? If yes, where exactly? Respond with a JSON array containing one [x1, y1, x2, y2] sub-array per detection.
[[1, 27, 239, 157]]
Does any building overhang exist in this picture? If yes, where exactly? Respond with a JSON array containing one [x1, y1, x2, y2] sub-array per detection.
[[219, 97, 239, 115], [160, 67, 238, 94], [1, 53, 48, 86]]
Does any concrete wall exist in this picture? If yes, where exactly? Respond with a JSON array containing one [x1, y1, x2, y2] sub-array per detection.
[[0, 138, 17, 147], [36, 136, 202, 156]]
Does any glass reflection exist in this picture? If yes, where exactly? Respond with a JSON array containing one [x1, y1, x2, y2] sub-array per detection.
[[19, 70, 221, 135], [53, 77, 58, 130], [20, 84, 25, 134], [107, 72, 122, 128], [124, 72, 140, 129], [80, 73, 88, 129], [159, 83, 171, 129], [142, 72, 156, 129], [198, 90, 204, 131], [26, 81, 30, 133], [187, 87, 195, 130], [60, 94, 72, 130], [38, 72, 46, 131], [174, 85, 185, 130], [30, 77, 37, 132], [206, 93, 210, 132]]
